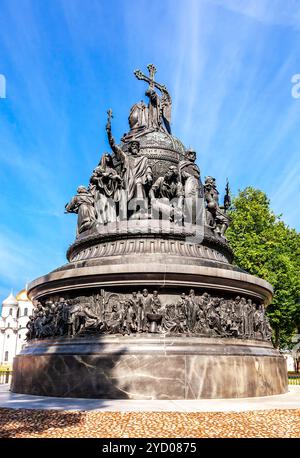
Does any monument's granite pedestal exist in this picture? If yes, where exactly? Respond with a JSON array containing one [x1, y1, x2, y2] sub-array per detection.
[[12, 336, 287, 399], [12, 65, 288, 399]]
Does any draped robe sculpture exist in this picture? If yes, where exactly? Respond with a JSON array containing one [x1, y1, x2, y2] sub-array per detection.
[[65, 186, 96, 235], [106, 111, 153, 205], [89, 153, 124, 224]]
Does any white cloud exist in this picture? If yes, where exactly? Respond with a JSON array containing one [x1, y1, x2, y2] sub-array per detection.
[[211, 0, 300, 29]]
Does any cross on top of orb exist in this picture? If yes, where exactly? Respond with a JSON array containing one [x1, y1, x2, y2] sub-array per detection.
[[134, 64, 157, 85], [147, 64, 157, 83]]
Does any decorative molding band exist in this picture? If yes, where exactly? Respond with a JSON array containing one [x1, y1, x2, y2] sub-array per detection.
[[67, 221, 233, 263], [69, 238, 229, 264]]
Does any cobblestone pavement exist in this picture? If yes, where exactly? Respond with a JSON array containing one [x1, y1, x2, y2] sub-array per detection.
[[0, 408, 299, 438]]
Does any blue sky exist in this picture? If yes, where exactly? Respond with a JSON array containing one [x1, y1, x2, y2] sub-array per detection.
[[0, 0, 300, 301]]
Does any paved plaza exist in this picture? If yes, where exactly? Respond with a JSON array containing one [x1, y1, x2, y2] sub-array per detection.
[[0, 385, 299, 438], [1, 384, 300, 412]]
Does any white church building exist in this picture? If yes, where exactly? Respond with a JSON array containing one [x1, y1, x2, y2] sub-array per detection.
[[0, 289, 33, 369]]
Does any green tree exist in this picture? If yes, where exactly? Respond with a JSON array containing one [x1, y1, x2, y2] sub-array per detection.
[[226, 187, 300, 348]]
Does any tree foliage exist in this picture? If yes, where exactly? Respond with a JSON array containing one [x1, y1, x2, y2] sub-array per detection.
[[226, 187, 300, 348]]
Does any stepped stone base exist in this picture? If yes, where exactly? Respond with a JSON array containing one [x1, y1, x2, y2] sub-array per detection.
[[11, 336, 288, 399]]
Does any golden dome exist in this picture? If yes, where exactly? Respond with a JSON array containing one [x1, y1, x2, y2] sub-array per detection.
[[16, 289, 29, 302]]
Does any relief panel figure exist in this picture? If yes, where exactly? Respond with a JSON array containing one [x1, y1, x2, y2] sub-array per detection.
[[187, 289, 199, 331], [140, 289, 152, 332], [106, 304, 123, 334], [121, 300, 137, 335]]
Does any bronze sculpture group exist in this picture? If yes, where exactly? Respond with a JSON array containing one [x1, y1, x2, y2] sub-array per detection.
[[28, 65, 271, 345], [66, 116, 230, 236], [65, 64, 230, 237], [26, 290, 272, 341]]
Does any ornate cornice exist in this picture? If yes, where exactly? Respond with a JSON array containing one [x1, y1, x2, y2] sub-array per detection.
[[66, 221, 233, 263]]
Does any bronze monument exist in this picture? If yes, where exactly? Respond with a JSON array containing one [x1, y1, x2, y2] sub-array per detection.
[[12, 65, 287, 399]]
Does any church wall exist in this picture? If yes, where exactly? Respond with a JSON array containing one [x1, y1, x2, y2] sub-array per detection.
[[0, 295, 33, 369]]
